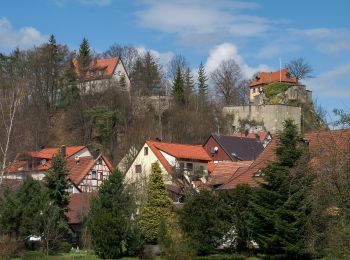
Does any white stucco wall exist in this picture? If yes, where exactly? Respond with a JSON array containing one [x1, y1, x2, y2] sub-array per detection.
[[124, 143, 172, 184]]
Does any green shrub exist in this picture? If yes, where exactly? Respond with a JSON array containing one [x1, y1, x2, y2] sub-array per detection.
[[263, 82, 293, 98]]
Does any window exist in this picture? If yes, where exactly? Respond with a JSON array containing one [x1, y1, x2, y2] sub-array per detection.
[[186, 163, 193, 171], [135, 164, 142, 173], [179, 162, 184, 171], [97, 158, 103, 165], [144, 147, 148, 156], [91, 170, 97, 180], [98, 171, 103, 179]]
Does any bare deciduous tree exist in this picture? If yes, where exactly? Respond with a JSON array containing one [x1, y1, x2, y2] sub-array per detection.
[[286, 58, 313, 83], [211, 59, 245, 105], [103, 44, 140, 75]]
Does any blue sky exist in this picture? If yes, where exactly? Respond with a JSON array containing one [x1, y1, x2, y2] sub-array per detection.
[[1, 0, 350, 124]]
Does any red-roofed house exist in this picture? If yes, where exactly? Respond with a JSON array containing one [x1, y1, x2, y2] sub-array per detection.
[[217, 129, 350, 190], [73, 56, 130, 92], [249, 68, 297, 102], [4, 145, 113, 193], [124, 140, 212, 201]]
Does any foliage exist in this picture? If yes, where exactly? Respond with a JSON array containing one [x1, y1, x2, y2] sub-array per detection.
[[17, 178, 44, 237], [263, 82, 294, 98], [40, 201, 72, 255], [130, 51, 162, 96], [44, 153, 70, 217], [84, 105, 120, 156], [139, 162, 172, 244], [179, 190, 226, 255], [218, 185, 253, 253], [0, 187, 20, 237], [78, 37, 91, 70], [197, 62, 208, 98], [172, 67, 185, 104], [248, 119, 312, 259], [88, 169, 141, 259], [306, 140, 350, 258]]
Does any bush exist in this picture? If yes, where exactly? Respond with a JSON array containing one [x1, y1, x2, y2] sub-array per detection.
[[264, 82, 293, 98]]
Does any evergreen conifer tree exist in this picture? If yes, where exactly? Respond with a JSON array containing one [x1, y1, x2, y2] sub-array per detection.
[[140, 162, 172, 244], [197, 62, 208, 98], [88, 169, 140, 258], [78, 37, 91, 76], [179, 189, 226, 255], [248, 119, 311, 259], [184, 67, 194, 104], [44, 152, 70, 217], [17, 177, 44, 237], [172, 67, 185, 104]]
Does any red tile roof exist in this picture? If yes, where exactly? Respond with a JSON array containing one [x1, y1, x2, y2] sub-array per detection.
[[218, 129, 350, 189], [67, 156, 96, 186], [207, 161, 252, 186], [67, 154, 113, 186], [146, 140, 211, 175], [249, 68, 297, 87], [305, 129, 350, 167], [24, 146, 86, 160], [230, 132, 270, 143], [218, 137, 277, 189], [66, 192, 95, 224], [73, 57, 119, 81]]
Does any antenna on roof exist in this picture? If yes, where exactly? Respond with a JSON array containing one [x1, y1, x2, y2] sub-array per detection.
[[279, 57, 282, 82]]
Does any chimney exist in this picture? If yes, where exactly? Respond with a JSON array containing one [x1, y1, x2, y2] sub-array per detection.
[[60, 145, 67, 158]]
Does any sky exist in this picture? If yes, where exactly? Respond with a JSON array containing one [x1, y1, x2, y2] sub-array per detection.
[[1, 0, 350, 124]]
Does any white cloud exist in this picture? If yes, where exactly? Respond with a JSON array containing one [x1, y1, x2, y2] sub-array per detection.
[[0, 18, 47, 50], [205, 43, 270, 78], [308, 63, 350, 98], [135, 0, 273, 45], [289, 28, 350, 54]]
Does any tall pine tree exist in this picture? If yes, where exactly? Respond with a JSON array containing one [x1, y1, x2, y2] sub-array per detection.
[[44, 152, 70, 217], [248, 119, 312, 259], [78, 37, 91, 78], [172, 67, 185, 104], [88, 169, 140, 258], [197, 62, 208, 98], [140, 162, 172, 244]]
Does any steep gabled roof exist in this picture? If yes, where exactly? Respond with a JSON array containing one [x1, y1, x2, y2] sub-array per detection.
[[218, 137, 277, 189], [250, 68, 297, 87], [73, 57, 119, 81], [218, 129, 350, 189], [146, 140, 211, 175], [210, 134, 264, 161], [67, 155, 113, 186]]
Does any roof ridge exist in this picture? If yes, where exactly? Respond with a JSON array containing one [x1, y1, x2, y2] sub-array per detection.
[[147, 140, 203, 147]]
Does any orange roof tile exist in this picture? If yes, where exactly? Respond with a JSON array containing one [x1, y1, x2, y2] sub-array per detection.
[[67, 155, 113, 186], [218, 137, 277, 189], [73, 57, 119, 81], [230, 131, 270, 143], [207, 161, 252, 186], [146, 140, 211, 175], [219, 129, 350, 189], [250, 68, 297, 87], [28, 146, 86, 159]]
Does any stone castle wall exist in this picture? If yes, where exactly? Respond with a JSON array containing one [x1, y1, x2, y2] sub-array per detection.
[[223, 104, 302, 134]]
